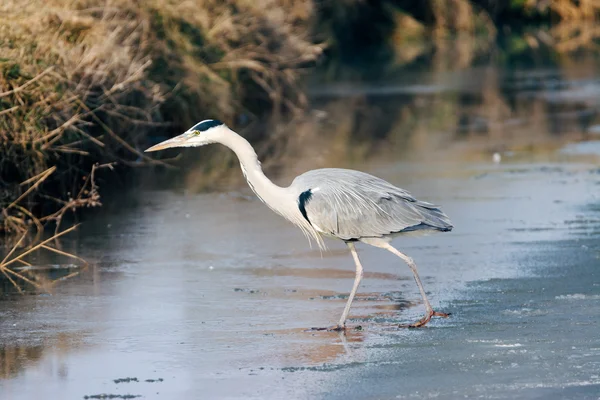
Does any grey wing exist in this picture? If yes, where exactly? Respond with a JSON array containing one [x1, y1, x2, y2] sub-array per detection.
[[293, 169, 452, 241]]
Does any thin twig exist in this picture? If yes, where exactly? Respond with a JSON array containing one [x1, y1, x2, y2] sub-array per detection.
[[1, 269, 24, 294], [41, 244, 88, 266], [1, 267, 44, 291], [0, 67, 54, 98], [51, 270, 82, 284], [36, 113, 85, 146], [19, 167, 59, 186], [52, 146, 90, 156], [6, 167, 56, 210], [0, 224, 79, 269], [0, 230, 27, 266], [76, 99, 175, 169], [103, 60, 151, 97], [0, 105, 19, 116]]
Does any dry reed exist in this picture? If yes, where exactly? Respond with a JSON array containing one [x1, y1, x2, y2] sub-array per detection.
[[1, 0, 599, 238], [0, 224, 86, 293], [0, 0, 323, 235]]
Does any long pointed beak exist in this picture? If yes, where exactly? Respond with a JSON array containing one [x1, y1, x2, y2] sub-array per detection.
[[145, 134, 188, 152]]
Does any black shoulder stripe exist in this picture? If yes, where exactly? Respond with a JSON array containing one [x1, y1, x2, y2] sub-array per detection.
[[298, 189, 313, 223]]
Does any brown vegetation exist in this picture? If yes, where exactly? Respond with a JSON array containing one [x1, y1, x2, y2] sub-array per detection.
[[1, 0, 599, 242], [0, 0, 323, 236], [1, 0, 324, 292]]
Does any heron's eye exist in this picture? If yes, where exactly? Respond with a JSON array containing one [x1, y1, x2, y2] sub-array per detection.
[[191, 130, 202, 136]]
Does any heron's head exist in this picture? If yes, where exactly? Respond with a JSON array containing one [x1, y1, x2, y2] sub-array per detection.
[[145, 119, 230, 152]]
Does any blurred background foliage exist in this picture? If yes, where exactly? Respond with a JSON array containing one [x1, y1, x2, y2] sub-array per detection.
[[0, 0, 599, 235]]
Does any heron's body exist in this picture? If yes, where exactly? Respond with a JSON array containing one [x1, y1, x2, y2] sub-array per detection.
[[291, 168, 452, 242], [146, 120, 453, 330]]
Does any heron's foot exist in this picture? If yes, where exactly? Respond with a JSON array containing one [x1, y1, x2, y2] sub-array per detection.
[[308, 324, 346, 332], [399, 310, 450, 328]]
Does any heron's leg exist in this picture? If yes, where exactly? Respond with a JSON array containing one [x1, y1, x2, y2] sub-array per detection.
[[336, 242, 364, 330], [381, 243, 449, 328]]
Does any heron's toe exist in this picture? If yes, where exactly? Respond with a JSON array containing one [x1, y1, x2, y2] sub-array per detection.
[[399, 309, 450, 328]]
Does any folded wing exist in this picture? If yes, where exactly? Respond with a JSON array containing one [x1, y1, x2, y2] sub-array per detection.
[[293, 169, 452, 241]]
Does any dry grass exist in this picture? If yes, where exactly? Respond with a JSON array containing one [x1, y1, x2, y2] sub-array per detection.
[[148, 0, 323, 124], [0, 0, 323, 235], [1, 0, 598, 238]]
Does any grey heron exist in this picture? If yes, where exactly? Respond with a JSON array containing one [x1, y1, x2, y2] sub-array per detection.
[[146, 119, 452, 330]]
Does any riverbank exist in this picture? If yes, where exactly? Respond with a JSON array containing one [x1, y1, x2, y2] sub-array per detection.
[[3, 1, 600, 236], [1, 0, 600, 254], [0, 0, 323, 236]]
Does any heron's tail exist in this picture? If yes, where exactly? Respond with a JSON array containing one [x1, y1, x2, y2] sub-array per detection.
[[415, 201, 453, 232]]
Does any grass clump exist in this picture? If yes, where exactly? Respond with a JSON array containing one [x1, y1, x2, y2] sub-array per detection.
[[0, 0, 323, 236]]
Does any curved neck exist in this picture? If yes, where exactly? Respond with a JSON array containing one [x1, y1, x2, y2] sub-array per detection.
[[217, 129, 324, 249], [218, 131, 289, 213]]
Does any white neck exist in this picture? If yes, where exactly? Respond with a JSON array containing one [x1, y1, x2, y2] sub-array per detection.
[[216, 129, 323, 248], [218, 131, 285, 208]]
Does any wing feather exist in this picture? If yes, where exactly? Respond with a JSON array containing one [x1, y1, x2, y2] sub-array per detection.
[[292, 168, 452, 240]]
